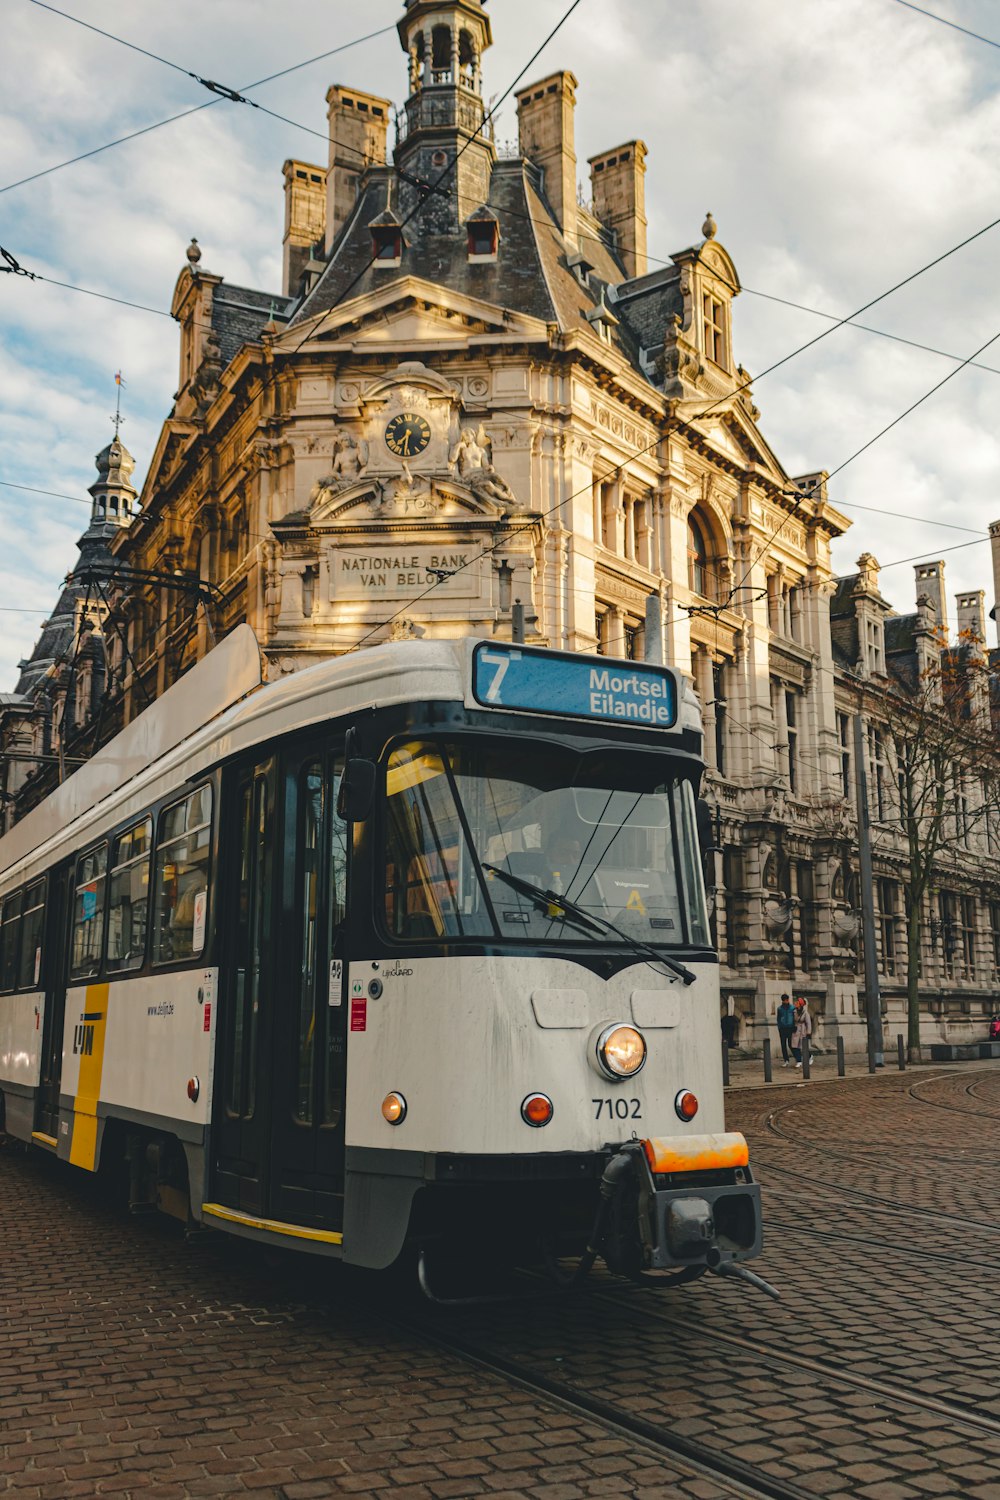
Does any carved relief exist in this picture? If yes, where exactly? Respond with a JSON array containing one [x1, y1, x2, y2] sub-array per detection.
[[449, 426, 521, 512]]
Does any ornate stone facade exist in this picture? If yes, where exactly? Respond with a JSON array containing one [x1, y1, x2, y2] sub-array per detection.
[[6, 0, 1000, 1052]]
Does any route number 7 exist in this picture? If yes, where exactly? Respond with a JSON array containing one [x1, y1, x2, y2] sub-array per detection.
[[478, 649, 516, 703]]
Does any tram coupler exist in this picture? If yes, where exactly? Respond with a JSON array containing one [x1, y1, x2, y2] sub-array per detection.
[[598, 1133, 763, 1280], [711, 1261, 780, 1299]]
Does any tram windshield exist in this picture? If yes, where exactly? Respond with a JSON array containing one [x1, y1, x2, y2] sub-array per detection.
[[383, 739, 710, 948]]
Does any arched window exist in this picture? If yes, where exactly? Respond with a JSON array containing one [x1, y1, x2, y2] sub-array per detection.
[[688, 513, 710, 597]]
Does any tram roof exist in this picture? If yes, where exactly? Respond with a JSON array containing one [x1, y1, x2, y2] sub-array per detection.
[[0, 631, 698, 887], [0, 630, 471, 884]]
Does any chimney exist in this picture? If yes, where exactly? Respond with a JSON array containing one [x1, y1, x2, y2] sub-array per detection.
[[955, 590, 986, 643], [588, 141, 648, 279], [282, 160, 327, 298], [325, 86, 391, 253], [990, 520, 1000, 646], [515, 71, 578, 246], [913, 561, 947, 637]]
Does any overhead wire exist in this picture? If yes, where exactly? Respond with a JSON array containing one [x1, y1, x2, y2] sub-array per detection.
[[2, 15, 399, 195], [887, 0, 1000, 52], [724, 319, 1000, 610], [340, 209, 1000, 651], [8, 0, 998, 637], [282, 0, 587, 360]]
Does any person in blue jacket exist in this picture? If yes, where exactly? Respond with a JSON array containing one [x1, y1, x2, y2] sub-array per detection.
[[776, 994, 796, 1066]]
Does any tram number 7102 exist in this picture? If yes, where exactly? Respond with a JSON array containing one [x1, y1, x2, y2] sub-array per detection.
[[593, 1098, 642, 1120]]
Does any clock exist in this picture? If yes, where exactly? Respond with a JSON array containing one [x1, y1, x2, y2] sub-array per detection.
[[384, 411, 431, 459]]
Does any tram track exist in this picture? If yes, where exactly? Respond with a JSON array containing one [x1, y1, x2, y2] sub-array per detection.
[[383, 1300, 816, 1500], [382, 1254, 1000, 1500], [587, 1285, 1000, 1439]]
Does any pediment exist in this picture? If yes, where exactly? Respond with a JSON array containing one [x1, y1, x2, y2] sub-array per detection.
[[697, 405, 789, 488], [280, 275, 543, 354], [141, 418, 199, 500], [308, 473, 514, 528]]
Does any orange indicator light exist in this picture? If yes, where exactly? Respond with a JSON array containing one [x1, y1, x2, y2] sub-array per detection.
[[381, 1092, 407, 1124], [675, 1090, 699, 1121], [521, 1093, 554, 1127]]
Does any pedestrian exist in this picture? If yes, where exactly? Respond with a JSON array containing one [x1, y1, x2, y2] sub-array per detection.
[[721, 1010, 739, 1048], [776, 993, 796, 1066], [792, 996, 812, 1068]]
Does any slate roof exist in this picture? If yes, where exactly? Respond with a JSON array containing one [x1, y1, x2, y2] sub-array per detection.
[[290, 157, 660, 372], [212, 283, 289, 367]]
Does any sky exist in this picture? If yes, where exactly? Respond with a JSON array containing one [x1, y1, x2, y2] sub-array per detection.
[[2, 0, 1000, 687]]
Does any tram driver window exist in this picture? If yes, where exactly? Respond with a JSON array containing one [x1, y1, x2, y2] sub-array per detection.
[[108, 817, 152, 971], [385, 745, 490, 940], [71, 846, 107, 979], [153, 786, 212, 963]]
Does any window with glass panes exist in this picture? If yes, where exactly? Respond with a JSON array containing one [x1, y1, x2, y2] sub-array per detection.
[[152, 785, 212, 963], [108, 818, 152, 971], [18, 880, 44, 989], [71, 846, 107, 979]]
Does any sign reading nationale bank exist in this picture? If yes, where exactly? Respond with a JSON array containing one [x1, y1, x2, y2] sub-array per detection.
[[471, 643, 678, 729]]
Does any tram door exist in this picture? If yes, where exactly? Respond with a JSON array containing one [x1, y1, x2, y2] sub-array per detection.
[[213, 746, 349, 1228], [36, 862, 71, 1141]]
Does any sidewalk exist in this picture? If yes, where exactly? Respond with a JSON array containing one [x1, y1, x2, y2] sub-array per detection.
[[725, 1046, 908, 1090]]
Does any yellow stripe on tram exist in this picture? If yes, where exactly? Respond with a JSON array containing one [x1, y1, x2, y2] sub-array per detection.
[[201, 1202, 344, 1245], [69, 981, 110, 1171]]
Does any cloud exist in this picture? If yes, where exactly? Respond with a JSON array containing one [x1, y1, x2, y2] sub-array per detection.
[[1, 0, 999, 696]]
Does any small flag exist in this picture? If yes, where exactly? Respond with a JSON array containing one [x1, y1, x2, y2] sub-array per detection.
[[115, 371, 125, 387]]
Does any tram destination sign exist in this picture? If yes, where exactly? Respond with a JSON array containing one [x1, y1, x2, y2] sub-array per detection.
[[471, 643, 678, 729]]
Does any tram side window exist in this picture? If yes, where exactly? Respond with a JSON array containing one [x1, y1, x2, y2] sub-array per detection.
[[71, 846, 107, 979], [18, 880, 45, 989], [153, 785, 212, 963], [108, 818, 152, 971], [1, 892, 22, 992]]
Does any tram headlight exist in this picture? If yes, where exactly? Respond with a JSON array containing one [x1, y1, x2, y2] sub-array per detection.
[[595, 1023, 647, 1080], [381, 1091, 407, 1124]]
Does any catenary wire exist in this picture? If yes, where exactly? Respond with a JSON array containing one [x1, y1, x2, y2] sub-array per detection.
[[724, 320, 1000, 609], [888, 0, 1000, 52], [283, 0, 587, 360], [341, 241, 1000, 651], [24, 2, 429, 176], [8, 8, 996, 622], [1, 18, 398, 195]]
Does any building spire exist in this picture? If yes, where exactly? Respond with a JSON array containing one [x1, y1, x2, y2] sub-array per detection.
[[87, 377, 138, 535], [112, 370, 126, 438]]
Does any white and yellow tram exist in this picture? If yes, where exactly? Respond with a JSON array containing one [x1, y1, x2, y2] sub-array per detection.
[[0, 628, 761, 1290]]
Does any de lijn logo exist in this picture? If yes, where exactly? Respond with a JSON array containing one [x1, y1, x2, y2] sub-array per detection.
[[73, 1009, 102, 1056]]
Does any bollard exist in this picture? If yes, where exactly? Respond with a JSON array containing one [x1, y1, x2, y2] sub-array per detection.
[[897, 1033, 906, 1071], [802, 1035, 811, 1079], [722, 1039, 730, 1086], [763, 1037, 772, 1083], [837, 1035, 846, 1077]]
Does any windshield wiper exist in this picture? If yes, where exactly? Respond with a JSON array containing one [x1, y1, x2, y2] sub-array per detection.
[[482, 864, 696, 986]]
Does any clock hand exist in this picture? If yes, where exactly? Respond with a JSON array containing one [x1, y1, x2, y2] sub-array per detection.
[[402, 429, 411, 456]]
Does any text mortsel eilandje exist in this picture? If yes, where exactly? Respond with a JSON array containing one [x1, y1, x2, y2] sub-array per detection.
[[588, 668, 673, 724]]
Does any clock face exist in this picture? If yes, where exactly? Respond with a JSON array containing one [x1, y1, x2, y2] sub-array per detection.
[[384, 411, 431, 459]]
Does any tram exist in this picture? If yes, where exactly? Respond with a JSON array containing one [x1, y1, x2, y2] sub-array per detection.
[[0, 628, 762, 1291]]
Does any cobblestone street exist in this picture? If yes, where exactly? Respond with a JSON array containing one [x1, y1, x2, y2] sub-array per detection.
[[4, 1065, 1000, 1498]]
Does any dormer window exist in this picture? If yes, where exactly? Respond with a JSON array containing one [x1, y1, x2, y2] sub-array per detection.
[[703, 290, 726, 366], [369, 208, 403, 267], [466, 206, 500, 262], [373, 228, 402, 262]]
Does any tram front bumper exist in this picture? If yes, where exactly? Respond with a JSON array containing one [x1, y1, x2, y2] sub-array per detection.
[[639, 1132, 762, 1270]]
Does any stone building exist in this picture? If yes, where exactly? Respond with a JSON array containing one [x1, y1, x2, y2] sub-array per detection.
[[5, 0, 1000, 1052]]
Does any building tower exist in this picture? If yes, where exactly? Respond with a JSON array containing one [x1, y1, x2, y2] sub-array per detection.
[[394, 0, 495, 229]]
